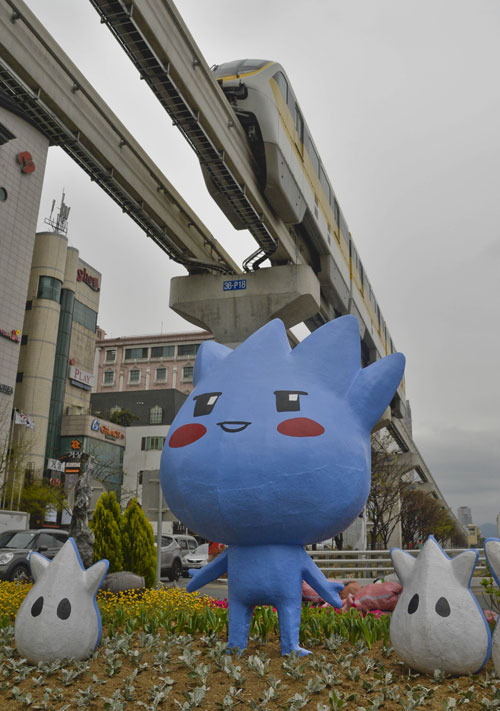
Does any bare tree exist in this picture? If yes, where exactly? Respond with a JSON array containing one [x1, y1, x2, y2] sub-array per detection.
[[0, 403, 36, 511], [366, 431, 413, 549], [399, 487, 461, 548]]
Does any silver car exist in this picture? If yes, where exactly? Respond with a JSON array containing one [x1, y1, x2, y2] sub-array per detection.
[[184, 543, 209, 573], [158, 535, 183, 581]]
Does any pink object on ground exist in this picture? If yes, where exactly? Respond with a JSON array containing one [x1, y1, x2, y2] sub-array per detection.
[[302, 579, 361, 604], [342, 581, 402, 612]]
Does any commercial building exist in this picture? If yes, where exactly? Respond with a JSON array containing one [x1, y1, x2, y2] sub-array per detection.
[[90, 389, 186, 528], [10, 204, 101, 506], [0, 93, 50, 487], [94, 331, 212, 396]]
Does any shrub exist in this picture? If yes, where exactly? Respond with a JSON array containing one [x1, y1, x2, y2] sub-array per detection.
[[91, 491, 123, 572], [121, 498, 156, 587]]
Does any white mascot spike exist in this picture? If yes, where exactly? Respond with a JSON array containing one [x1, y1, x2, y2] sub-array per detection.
[[15, 537, 108, 663], [484, 538, 500, 674], [390, 535, 491, 675]]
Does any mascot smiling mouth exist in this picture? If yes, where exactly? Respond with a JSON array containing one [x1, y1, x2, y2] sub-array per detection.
[[217, 421, 251, 433]]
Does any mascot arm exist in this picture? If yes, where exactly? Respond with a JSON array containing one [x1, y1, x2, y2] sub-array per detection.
[[301, 550, 343, 608], [185, 550, 228, 592]]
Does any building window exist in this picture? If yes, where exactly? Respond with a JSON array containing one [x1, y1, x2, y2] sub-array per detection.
[[151, 345, 175, 359], [0, 123, 15, 145], [0, 187, 7, 201], [178, 344, 200, 357], [150, 406, 163, 424], [129, 369, 141, 385], [141, 436, 165, 451], [37, 275, 62, 302], [73, 300, 97, 332], [155, 367, 167, 383], [182, 365, 194, 382], [25, 300, 32, 311], [103, 370, 115, 386], [124, 347, 148, 360], [105, 349, 116, 363], [16, 372, 23, 383], [21, 335, 28, 345]]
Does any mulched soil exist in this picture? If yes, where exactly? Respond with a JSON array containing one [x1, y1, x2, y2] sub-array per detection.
[[1, 628, 499, 710]]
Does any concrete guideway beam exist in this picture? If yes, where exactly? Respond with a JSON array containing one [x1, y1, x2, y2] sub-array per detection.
[[389, 418, 461, 528], [0, 0, 238, 274], [169, 264, 321, 346]]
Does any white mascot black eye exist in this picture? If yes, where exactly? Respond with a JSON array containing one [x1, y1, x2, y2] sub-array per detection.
[[57, 598, 71, 620], [31, 596, 44, 617], [435, 597, 451, 617], [407, 593, 419, 614]]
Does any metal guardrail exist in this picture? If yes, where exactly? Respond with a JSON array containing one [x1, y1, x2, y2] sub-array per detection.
[[307, 548, 490, 580]]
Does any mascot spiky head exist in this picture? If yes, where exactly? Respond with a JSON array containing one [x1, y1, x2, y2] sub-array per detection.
[[160, 316, 405, 545]]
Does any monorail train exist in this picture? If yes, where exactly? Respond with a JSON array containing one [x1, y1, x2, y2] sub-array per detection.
[[207, 58, 405, 412]]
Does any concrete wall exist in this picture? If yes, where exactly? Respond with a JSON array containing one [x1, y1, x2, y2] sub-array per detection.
[[122, 424, 170, 504], [0, 106, 49, 472]]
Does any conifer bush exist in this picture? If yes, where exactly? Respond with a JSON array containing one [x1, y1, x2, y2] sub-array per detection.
[[91, 491, 124, 572], [121, 498, 157, 587]]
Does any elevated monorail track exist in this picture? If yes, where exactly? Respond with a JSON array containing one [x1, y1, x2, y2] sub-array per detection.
[[89, 0, 282, 270], [0, 0, 238, 275]]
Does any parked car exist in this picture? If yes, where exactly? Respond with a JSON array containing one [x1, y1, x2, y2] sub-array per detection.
[[0, 529, 69, 582], [157, 535, 183, 581], [184, 543, 209, 573], [172, 534, 198, 575]]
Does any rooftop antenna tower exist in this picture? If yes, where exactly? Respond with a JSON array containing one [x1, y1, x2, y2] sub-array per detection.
[[44, 190, 71, 235]]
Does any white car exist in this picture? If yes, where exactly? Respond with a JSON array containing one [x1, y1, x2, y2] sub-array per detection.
[[184, 543, 209, 572]]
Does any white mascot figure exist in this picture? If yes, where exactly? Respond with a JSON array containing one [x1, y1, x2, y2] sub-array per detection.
[[484, 538, 500, 675], [390, 535, 491, 675], [15, 537, 108, 663]]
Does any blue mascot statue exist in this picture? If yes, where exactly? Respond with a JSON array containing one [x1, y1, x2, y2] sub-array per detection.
[[160, 316, 405, 654]]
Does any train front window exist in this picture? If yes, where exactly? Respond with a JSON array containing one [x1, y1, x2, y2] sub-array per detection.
[[273, 71, 288, 103]]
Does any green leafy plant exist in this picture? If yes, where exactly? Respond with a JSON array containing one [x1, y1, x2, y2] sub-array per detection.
[[91, 490, 124, 571], [121, 498, 156, 587]]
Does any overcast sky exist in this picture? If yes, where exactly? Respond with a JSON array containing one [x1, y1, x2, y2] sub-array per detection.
[[23, 0, 500, 527]]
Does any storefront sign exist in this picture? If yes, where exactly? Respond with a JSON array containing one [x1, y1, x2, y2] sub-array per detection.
[[0, 383, 13, 395], [65, 462, 81, 474], [47, 458, 66, 473], [69, 365, 95, 391], [90, 418, 124, 441], [77, 267, 100, 292], [17, 151, 35, 174], [0, 327, 20, 343]]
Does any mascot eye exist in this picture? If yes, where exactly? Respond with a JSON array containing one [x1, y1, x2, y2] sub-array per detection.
[[274, 390, 308, 412], [435, 596, 451, 617], [193, 392, 222, 416], [408, 593, 419, 614]]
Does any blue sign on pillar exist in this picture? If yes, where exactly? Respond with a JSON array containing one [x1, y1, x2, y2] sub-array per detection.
[[223, 279, 247, 291]]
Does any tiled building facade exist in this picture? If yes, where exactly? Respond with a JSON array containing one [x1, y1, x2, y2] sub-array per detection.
[[94, 331, 213, 396], [0, 98, 49, 476]]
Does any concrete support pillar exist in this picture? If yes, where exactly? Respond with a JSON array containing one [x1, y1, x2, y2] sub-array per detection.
[[170, 264, 321, 346]]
